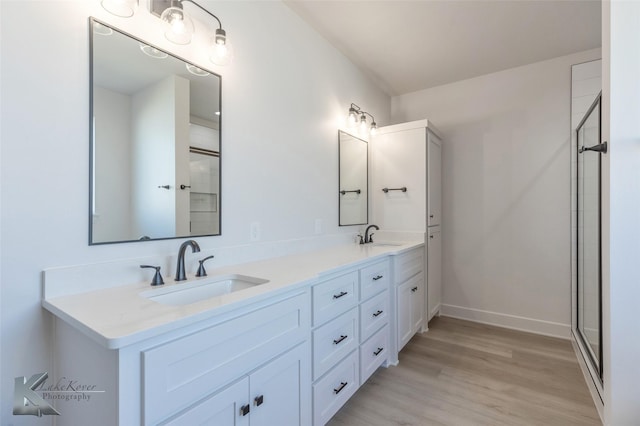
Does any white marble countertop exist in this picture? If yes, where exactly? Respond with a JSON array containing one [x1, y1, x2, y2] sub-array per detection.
[[43, 241, 423, 350]]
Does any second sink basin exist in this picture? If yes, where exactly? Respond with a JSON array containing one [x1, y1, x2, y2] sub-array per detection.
[[141, 275, 269, 306]]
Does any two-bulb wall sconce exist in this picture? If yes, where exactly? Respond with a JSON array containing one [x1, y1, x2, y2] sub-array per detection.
[[100, 0, 233, 65], [347, 103, 377, 136]]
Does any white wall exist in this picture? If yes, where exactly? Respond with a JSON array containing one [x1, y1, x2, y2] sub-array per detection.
[[0, 1, 389, 423], [392, 48, 601, 337], [602, 1, 640, 423]]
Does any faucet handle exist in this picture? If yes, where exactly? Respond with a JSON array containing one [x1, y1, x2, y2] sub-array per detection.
[[140, 265, 164, 286], [357, 234, 365, 245], [368, 233, 375, 243], [196, 255, 215, 277]]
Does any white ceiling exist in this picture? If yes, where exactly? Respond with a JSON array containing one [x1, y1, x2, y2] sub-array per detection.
[[284, 0, 601, 96]]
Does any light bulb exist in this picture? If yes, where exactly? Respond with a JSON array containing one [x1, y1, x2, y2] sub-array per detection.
[[161, 6, 194, 45], [359, 114, 367, 132], [370, 122, 377, 136], [210, 36, 234, 66], [348, 107, 358, 126]]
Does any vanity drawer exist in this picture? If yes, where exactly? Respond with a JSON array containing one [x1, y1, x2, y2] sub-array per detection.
[[313, 350, 359, 426], [313, 307, 358, 380], [394, 246, 424, 284], [142, 291, 308, 425], [359, 259, 390, 301], [360, 324, 389, 385], [312, 271, 358, 326], [360, 290, 389, 342]]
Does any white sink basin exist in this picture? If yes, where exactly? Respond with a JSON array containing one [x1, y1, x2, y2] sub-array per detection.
[[141, 275, 269, 306]]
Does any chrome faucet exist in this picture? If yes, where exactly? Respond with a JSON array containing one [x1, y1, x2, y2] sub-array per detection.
[[175, 240, 201, 281], [364, 224, 379, 244]]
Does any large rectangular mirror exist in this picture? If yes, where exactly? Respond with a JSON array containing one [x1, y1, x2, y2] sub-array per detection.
[[90, 18, 221, 244], [338, 131, 368, 225]]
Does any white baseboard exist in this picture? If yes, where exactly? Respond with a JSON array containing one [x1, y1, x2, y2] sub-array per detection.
[[440, 304, 570, 339]]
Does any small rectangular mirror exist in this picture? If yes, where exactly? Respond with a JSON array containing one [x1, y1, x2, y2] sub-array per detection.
[[90, 18, 221, 244], [338, 131, 368, 226]]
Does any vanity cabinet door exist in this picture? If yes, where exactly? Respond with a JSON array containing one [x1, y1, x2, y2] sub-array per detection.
[[397, 280, 413, 350], [410, 274, 425, 334], [397, 273, 424, 351], [250, 344, 306, 426], [160, 377, 249, 426]]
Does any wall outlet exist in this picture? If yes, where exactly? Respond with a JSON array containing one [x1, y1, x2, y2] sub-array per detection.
[[250, 222, 261, 242], [314, 219, 323, 235]]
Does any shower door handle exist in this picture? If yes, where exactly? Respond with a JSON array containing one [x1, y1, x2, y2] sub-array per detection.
[[579, 141, 607, 154]]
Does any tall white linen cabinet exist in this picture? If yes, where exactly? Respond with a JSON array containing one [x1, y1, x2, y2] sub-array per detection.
[[371, 119, 443, 331]]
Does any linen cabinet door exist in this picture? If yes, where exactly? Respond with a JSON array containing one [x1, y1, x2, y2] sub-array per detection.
[[249, 344, 306, 426], [428, 226, 442, 320], [160, 377, 249, 426], [428, 131, 442, 227]]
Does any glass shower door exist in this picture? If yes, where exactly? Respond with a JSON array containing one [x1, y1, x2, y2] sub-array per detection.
[[576, 93, 603, 379]]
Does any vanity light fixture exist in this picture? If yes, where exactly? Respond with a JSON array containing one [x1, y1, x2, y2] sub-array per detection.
[[347, 103, 377, 135], [151, 0, 234, 65], [101, 0, 138, 18]]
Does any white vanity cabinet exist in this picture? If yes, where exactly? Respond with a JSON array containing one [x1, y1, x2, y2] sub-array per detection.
[[45, 243, 425, 426], [372, 119, 444, 326], [311, 259, 391, 425], [394, 246, 426, 351], [53, 289, 311, 426]]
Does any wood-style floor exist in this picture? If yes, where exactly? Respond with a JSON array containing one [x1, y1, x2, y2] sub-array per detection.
[[328, 317, 601, 426]]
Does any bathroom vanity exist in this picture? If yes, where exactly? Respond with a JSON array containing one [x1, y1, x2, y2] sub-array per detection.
[[43, 242, 424, 425]]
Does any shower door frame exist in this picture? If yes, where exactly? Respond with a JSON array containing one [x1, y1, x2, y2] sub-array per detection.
[[574, 91, 604, 385]]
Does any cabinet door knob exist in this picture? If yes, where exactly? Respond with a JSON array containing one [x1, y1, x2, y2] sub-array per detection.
[[240, 404, 250, 416], [333, 335, 348, 345], [430, 235, 434, 239], [254, 395, 264, 407], [373, 347, 384, 356], [333, 291, 348, 299], [373, 275, 383, 281], [430, 214, 434, 218], [333, 382, 348, 394], [411, 286, 418, 292], [373, 310, 383, 317]]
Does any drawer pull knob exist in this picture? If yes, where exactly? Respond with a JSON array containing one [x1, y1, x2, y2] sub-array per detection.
[[334, 382, 348, 394], [333, 291, 348, 299], [374, 347, 384, 356], [373, 310, 384, 317], [254, 395, 264, 407], [411, 286, 418, 292], [333, 335, 348, 345], [240, 404, 250, 416], [373, 275, 383, 281]]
